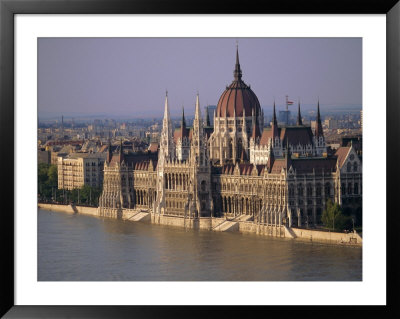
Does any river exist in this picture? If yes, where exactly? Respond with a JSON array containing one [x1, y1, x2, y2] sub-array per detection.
[[38, 209, 362, 281]]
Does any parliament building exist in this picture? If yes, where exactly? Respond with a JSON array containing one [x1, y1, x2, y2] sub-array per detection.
[[98, 48, 362, 228]]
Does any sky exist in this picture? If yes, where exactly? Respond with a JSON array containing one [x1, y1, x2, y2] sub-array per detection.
[[38, 37, 362, 118]]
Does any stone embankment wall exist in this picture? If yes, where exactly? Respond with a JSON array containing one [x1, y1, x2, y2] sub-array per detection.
[[238, 222, 285, 237], [151, 213, 226, 231], [38, 203, 98, 216], [290, 227, 362, 245], [38, 204, 362, 246]]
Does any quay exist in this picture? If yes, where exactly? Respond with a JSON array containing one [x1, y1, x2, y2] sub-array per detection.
[[38, 203, 362, 247]]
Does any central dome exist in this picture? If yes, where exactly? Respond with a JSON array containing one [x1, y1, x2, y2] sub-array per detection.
[[216, 48, 261, 118]]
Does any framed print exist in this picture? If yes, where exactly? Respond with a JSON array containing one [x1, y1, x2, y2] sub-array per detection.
[[1, 0, 399, 317]]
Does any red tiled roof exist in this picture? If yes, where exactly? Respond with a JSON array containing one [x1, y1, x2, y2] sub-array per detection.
[[270, 158, 287, 174], [335, 147, 350, 168], [173, 127, 192, 143], [260, 128, 272, 145], [259, 126, 314, 146], [148, 142, 158, 153], [291, 157, 337, 174], [280, 126, 314, 146]]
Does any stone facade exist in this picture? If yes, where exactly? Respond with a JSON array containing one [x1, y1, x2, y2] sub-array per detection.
[[57, 153, 106, 190]]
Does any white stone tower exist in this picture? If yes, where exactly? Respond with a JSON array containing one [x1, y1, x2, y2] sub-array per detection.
[[190, 94, 213, 217]]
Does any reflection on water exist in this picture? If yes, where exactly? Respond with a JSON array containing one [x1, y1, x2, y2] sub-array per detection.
[[38, 209, 362, 281]]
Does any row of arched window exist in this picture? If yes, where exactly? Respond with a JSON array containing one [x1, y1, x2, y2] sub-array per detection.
[[341, 182, 359, 195], [288, 183, 331, 197], [347, 161, 359, 172]]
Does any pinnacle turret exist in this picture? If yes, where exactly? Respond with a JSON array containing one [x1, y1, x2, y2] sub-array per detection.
[[297, 100, 303, 126], [272, 100, 279, 140], [315, 99, 323, 138]]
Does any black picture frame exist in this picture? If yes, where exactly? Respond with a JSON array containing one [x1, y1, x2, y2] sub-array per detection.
[[1, 0, 399, 317]]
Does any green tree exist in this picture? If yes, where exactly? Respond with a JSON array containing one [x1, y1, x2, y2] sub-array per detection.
[[47, 165, 58, 187], [322, 199, 352, 232], [38, 163, 58, 201]]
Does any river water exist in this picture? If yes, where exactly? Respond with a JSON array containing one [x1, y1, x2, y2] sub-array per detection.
[[38, 209, 362, 281]]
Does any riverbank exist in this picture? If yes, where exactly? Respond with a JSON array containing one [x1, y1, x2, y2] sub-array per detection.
[[38, 203, 362, 247]]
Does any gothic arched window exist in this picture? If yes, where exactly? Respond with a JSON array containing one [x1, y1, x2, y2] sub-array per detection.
[[354, 183, 359, 195], [307, 184, 313, 197], [347, 162, 352, 172], [297, 184, 303, 196], [325, 183, 331, 196], [237, 138, 243, 160], [316, 184, 322, 197], [348, 183, 352, 195], [341, 183, 346, 195]]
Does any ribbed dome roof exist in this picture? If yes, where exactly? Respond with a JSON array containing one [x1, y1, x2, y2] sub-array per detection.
[[216, 48, 261, 118]]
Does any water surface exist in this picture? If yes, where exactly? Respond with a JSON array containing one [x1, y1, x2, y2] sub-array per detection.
[[38, 209, 362, 281]]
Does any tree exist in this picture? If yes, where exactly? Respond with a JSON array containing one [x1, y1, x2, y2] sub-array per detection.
[[47, 165, 58, 187], [38, 163, 58, 201], [322, 199, 352, 232]]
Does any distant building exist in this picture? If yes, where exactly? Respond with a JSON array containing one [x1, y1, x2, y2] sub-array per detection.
[[325, 117, 339, 129], [58, 153, 106, 190]]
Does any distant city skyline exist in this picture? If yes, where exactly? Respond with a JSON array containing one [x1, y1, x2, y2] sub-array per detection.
[[38, 38, 362, 118]]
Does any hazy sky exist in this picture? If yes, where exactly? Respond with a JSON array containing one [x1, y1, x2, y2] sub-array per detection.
[[38, 38, 362, 118]]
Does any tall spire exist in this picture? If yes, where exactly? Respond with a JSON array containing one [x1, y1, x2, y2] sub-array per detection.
[[164, 90, 170, 119], [160, 90, 175, 160], [315, 99, 323, 138], [205, 106, 211, 127], [194, 93, 202, 123], [181, 106, 186, 128], [297, 100, 303, 126], [233, 43, 242, 81], [272, 100, 279, 140], [180, 106, 189, 139]]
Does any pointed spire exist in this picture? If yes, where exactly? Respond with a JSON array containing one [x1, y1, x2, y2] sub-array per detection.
[[164, 90, 170, 119], [315, 99, 323, 138], [181, 106, 186, 128], [233, 43, 242, 81], [180, 106, 189, 138], [206, 106, 211, 127], [272, 100, 279, 140], [194, 93, 202, 122], [297, 100, 303, 126]]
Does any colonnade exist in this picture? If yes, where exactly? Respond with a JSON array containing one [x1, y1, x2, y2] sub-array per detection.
[[164, 173, 189, 191]]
